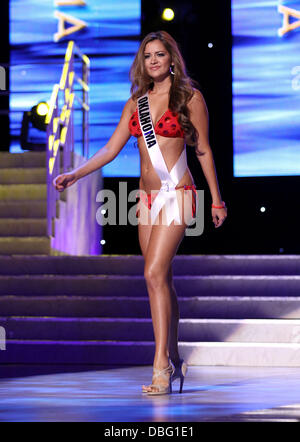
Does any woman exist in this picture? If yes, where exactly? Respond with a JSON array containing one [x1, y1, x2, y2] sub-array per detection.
[[53, 31, 227, 395]]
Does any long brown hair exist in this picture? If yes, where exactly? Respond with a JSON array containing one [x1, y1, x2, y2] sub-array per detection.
[[130, 31, 198, 146]]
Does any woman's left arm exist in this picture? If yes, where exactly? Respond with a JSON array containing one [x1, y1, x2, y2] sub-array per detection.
[[188, 89, 227, 228]]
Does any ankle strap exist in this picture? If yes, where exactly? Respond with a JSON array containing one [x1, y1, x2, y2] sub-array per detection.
[[152, 363, 174, 380]]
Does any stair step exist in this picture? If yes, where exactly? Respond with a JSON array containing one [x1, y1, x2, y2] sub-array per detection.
[[180, 342, 300, 367], [0, 255, 299, 276], [0, 201, 59, 219], [178, 318, 300, 343], [0, 296, 300, 319], [0, 237, 50, 255], [0, 255, 145, 275], [1, 274, 300, 296], [0, 152, 46, 168], [0, 219, 47, 236], [0, 168, 47, 184], [2, 317, 300, 343], [2, 340, 300, 366], [0, 296, 151, 318], [0, 184, 47, 201], [0, 317, 154, 341]]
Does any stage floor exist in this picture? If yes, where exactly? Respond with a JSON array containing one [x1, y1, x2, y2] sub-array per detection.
[[1, 365, 300, 422]]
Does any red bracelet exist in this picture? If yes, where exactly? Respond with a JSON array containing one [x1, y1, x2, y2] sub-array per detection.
[[212, 201, 226, 209]]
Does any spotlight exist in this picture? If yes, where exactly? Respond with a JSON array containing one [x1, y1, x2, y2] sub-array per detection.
[[162, 8, 175, 21], [36, 102, 49, 117], [20, 101, 49, 151], [29, 101, 49, 131]]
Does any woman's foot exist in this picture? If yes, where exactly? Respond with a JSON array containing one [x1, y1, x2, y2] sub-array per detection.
[[142, 360, 174, 394], [142, 355, 180, 393]]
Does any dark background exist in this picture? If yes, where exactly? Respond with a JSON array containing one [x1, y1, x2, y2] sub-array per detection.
[[2, 0, 299, 255]]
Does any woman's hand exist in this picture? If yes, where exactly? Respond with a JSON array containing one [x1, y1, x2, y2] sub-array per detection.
[[212, 206, 227, 228], [53, 171, 78, 192]]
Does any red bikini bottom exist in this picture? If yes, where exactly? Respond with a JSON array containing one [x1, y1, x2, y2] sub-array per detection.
[[136, 184, 197, 219]]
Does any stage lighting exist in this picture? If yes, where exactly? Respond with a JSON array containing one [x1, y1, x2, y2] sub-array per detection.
[[36, 102, 49, 117], [29, 101, 49, 131], [162, 8, 175, 21], [20, 101, 50, 151]]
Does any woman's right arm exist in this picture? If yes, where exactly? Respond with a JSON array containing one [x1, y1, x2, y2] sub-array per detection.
[[53, 97, 134, 191]]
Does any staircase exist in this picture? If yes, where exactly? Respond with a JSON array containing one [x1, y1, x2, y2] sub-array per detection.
[[0, 152, 50, 255], [1, 255, 300, 366]]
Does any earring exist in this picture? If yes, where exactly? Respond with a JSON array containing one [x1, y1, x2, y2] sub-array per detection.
[[170, 65, 175, 76]]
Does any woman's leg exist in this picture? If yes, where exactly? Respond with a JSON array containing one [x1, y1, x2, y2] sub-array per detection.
[[137, 189, 195, 392], [138, 219, 180, 365], [165, 187, 197, 365], [142, 221, 187, 391]]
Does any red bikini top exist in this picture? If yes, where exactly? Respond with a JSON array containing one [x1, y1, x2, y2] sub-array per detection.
[[129, 108, 184, 139]]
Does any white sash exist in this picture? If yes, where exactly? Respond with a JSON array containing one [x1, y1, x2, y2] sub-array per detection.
[[137, 92, 188, 225]]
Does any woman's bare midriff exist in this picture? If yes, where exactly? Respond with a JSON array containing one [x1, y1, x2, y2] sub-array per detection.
[[137, 135, 194, 193]]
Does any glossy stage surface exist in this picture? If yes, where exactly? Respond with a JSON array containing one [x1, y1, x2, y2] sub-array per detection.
[[1, 365, 300, 422]]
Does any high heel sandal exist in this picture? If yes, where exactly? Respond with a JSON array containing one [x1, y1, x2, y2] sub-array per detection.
[[171, 359, 188, 394], [143, 361, 175, 396]]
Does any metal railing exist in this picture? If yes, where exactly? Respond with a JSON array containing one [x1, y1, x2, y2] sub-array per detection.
[[45, 40, 90, 236]]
